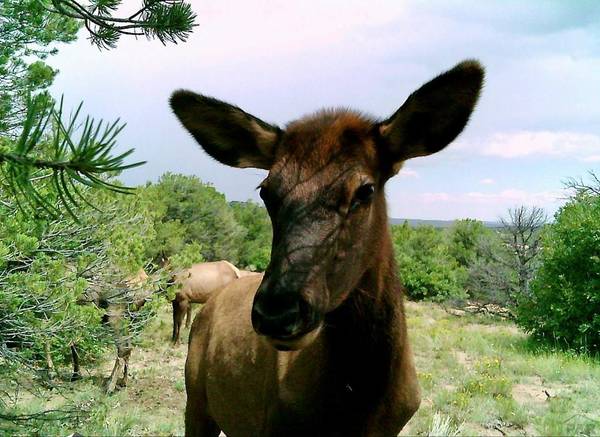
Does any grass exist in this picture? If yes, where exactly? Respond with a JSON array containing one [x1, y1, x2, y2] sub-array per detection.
[[2, 302, 600, 435], [0, 307, 190, 436], [403, 301, 600, 436]]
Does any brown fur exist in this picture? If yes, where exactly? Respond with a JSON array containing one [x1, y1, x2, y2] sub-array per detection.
[[171, 261, 246, 344], [172, 60, 484, 436]]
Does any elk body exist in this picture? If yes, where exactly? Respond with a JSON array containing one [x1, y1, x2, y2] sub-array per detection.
[[79, 268, 151, 394], [171, 60, 484, 436], [171, 260, 259, 343]]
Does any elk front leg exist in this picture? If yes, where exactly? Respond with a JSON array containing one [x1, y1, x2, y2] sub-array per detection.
[[117, 349, 132, 388], [44, 342, 56, 381], [365, 342, 421, 435], [106, 355, 124, 394], [70, 342, 81, 381], [185, 393, 220, 437], [122, 360, 128, 387]]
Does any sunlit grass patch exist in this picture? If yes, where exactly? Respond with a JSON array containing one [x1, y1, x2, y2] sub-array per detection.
[[426, 412, 463, 436], [495, 396, 529, 428], [461, 374, 512, 398], [174, 379, 185, 392], [533, 396, 599, 436], [405, 299, 600, 436]]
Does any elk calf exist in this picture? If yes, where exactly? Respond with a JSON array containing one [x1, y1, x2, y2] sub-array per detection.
[[171, 60, 484, 436]]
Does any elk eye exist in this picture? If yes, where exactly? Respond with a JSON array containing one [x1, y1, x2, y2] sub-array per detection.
[[350, 183, 375, 211]]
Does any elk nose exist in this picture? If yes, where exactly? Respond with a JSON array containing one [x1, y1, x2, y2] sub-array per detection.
[[251, 292, 304, 339]]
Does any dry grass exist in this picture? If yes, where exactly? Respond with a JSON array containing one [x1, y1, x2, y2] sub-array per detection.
[[3, 301, 600, 435]]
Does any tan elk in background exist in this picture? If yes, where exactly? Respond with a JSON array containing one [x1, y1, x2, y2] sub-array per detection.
[[171, 60, 484, 436], [170, 260, 259, 344]]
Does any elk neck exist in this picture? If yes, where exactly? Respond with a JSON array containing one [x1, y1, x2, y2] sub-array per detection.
[[321, 197, 406, 425]]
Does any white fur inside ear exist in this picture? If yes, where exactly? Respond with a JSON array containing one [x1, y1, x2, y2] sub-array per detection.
[[236, 157, 260, 168], [250, 120, 278, 155], [379, 122, 404, 174]]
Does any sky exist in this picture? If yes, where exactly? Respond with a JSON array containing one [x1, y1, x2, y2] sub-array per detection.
[[49, 0, 600, 221]]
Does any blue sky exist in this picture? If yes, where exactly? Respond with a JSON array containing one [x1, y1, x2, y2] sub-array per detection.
[[49, 0, 599, 220]]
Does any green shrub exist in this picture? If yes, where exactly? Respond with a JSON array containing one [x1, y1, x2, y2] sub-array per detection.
[[465, 256, 517, 306], [447, 219, 490, 268], [230, 201, 272, 271], [143, 173, 245, 264], [516, 194, 600, 353], [392, 223, 467, 301], [447, 219, 518, 306]]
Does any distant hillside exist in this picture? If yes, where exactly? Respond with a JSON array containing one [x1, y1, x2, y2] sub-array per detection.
[[390, 218, 503, 229]]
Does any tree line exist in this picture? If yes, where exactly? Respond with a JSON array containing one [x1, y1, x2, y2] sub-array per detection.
[[392, 176, 600, 354]]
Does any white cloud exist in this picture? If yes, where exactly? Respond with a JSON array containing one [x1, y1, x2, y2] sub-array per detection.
[[480, 178, 495, 185], [420, 189, 560, 206], [480, 131, 600, 160], [583, 155, 600, 162], [388, 188, 564, 221], [422, 192, 451, 203], [399, 167, 419, 178], [464, 189, 562, 206]]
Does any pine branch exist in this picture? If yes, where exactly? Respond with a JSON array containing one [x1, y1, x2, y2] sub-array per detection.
[[45, 0, 197, 49], [0, 95, 145, 220]]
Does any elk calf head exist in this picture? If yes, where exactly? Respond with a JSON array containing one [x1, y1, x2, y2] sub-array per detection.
[[171, 60, 484, 350]]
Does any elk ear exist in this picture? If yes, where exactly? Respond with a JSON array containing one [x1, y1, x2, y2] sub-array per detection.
[[170, 91, 281, 169], [377, 60, 484, 172]]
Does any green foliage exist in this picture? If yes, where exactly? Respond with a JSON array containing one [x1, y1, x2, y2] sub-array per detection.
[[392, 219, 519, 305], [447, 219, 491, 268], [392, 222, 467, 301], [144, 173, 245, 264], [0, 1, 199, 426], [168, 242, 204, 271], [1, 211, 107, 373], [0, 181, 162, 385], [1, 1, 146, 217], [0, 97, 145, 219], [231, 200, 272, 270], [448, 220, 518, 306], [141, 176, 273, 272], [47, 0, 197, 49], [516, 193, 600, 353], [90, 186, 157, 274], [465, 255, 518, 307], [1, 0, 198, 220], [0, 0, 79, 137]]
